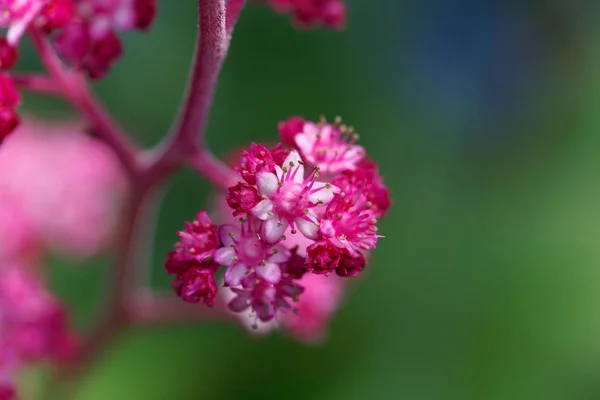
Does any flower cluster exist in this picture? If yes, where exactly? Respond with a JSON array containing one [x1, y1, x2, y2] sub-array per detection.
[[0, 119, 125, 396], [0, 0, 157, 139], [267, 0, 346, 30], [166, 116, 390, 334], [0, 265, 76, 398]]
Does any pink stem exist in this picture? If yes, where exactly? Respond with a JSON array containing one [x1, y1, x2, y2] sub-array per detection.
[[169, 0, 228, 153], [132, 292, 232, 325], [28, 30, 139, 175], [148, 0, 239, 187], [12, 73, 62, 94], [36, 0, 246, 382], [186, 148, 238, 190]]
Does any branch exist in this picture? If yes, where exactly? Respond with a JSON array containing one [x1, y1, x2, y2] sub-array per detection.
[[11, 73, 62, 94], [131, 291, 233, 325], [185, 147, 238, 190], [169, 0, 228, 153], [28, 30, 139, 175]]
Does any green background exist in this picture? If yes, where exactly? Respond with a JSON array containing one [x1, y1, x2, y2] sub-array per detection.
[[18, 1, 600, 399]]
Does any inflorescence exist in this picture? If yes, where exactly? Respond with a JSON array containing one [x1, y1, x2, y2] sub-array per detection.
[[165, 116, 390, 330]]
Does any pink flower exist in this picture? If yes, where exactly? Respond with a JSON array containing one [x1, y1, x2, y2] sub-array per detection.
[[294, 119, 365, 173], [319, 186, 381, 256], [0, 0, 48, 44], [332, 158, 391, 218], [251, 149, 339, 242], [267, 0, 346, 30], [226, 182, 261, 217], [0, 118, 126, 258], [214, 217, 291, 286], [170, 211, 219, 264], [0, 263, 75, 391], [172, 267, 218, 306], [278, 116, 305, 147], [235, 143, 276, 185]]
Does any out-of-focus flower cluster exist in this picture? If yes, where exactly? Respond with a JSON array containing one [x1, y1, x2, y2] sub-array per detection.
[[165, 116, 390, 343], [0, 0, 157, 140], [0, 118, 125, 397], [267, 0, 346, 30]]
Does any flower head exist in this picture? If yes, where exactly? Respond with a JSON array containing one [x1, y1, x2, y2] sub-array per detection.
[[319, 186, 380, 255], [214, 217, 291, 286], [167, 115, 388, 344], [294, 118, 365, 174], [267, 0, 346, 30], [251, 149, 339, 242]]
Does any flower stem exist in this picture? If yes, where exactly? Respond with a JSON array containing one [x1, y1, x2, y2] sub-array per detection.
[[11, 73, 62, 94], [28, 29, 139, 175]]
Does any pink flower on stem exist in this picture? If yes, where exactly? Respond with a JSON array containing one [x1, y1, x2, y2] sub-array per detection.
[[294, 118, 365, 174], [214, 217, 291, 286], [250, 149, 339, 242], [267, 0, 346, 30]]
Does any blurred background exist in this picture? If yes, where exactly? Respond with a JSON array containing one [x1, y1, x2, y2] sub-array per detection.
[[16, 0, 600, 398]]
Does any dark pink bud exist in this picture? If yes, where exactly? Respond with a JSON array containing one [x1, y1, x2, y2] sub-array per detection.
[[0, 108, 19, 142], [54, 23, 92, 64], [306, 241, 342, 275], [0, 385, 15, 400], [236, 143, 275, 185], [280, 246, 308, 279], [335, 250, 365, 277], [164, 252, 201, 275], [84, 32, 123, 79], [0, 39, 18, 71], [277, 116, 305, 147], [322, 0, 346, 30], [227, 182, 261, 216], [0, 75, 20, 108], [173, 267, 218, 306], [270, 143, 291, 165], [40, 0, 75, 33], [134, 0, 157, 30]]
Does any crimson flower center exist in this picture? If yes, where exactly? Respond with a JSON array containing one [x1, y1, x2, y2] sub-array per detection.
[[273, 182, 309, 218], [237, 236, 268, 265]]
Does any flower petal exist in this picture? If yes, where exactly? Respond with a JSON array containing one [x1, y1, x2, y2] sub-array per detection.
[[218, 224, 239, 246], [263, 218, 289, 244], [214, 247, 237, 266], [308, 182, 339, 204], [256, 262, 282, 284], [251, 199, 274, 220], [224, 263, 250, 286], [256, 171, 279, 196], [295, 132, 314, 155], [295, 214, 319, 240], [268, 244, 291, 263]]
